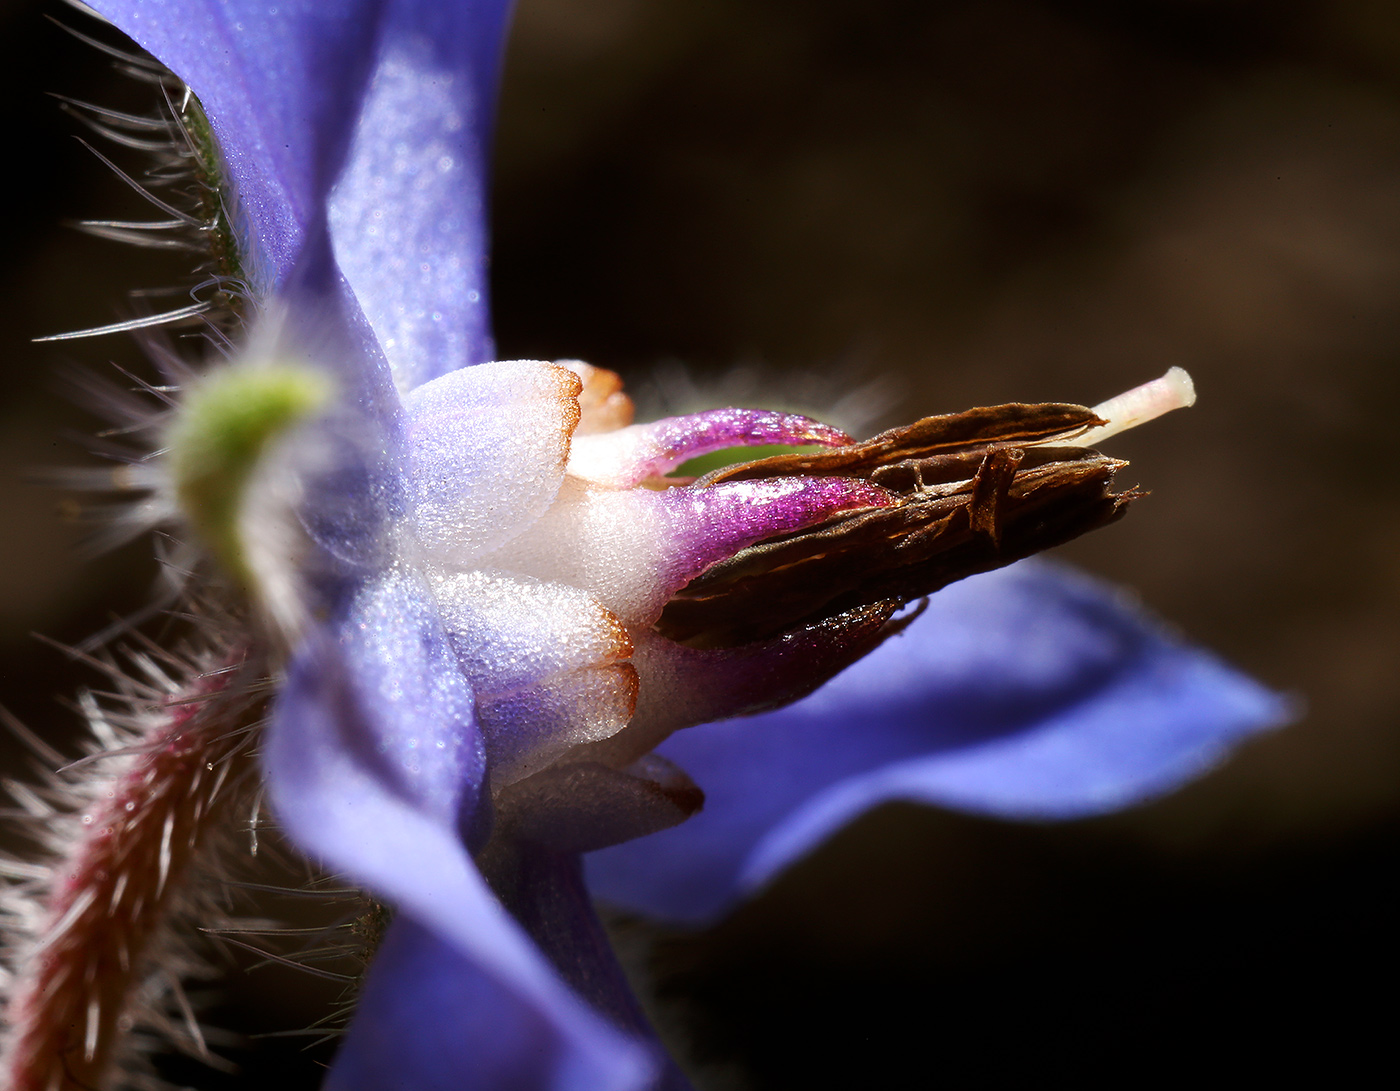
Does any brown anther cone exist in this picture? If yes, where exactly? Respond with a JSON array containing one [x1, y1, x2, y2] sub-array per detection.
[[657, 401, 1140, 648]]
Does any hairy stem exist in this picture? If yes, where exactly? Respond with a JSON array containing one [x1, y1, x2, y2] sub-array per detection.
[[2, 652, 264, 1091]]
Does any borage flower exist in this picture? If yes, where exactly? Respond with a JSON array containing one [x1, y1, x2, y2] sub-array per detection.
[[3, 2, 1288, 1089]]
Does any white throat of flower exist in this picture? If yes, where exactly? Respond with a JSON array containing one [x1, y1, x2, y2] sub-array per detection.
[[161, 344, 1196, 804]]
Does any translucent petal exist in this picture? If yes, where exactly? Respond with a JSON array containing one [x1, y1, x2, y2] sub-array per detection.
[[273, 566, 485, 831], [95, 0, 509, 378], [482, 666, 639, 786], [329, 917, 652, 1091], [266, 581, 652, 1090], [328, 0, 511, 387], [403, 362, 579, 562], [586, 561, 1292, 924], [431, 569, 632, 692], [431, 569, 637, 784], [91, 0, 388, 288]]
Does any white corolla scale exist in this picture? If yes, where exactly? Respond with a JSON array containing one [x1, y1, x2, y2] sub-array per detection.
[[301, 343, 1200, 832], [368, 354, 898, 825]]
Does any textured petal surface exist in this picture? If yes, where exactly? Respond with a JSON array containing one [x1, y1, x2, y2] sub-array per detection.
[[432, 569, 637, 784], [403, 362, 579, 561], [586, 561, 1291, 925], [481, 665, 639, 785], [432, 570, 631, 693], [94, 0, 507, 381], [91, 0, 386, 288], [266, 573, 653, 1091], [330, 917, 649, 1091], [328, 0, 510, 387]]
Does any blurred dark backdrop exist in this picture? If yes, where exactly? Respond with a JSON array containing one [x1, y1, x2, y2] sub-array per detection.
[[1, 0, 1396, 1084]]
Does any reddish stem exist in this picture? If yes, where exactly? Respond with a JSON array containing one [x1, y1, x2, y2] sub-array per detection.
[[2, 654, 263, 1091]]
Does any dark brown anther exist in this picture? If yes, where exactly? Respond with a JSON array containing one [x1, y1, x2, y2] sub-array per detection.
[[967, 446, 1024, 545], [656, 401, 1143, 648]]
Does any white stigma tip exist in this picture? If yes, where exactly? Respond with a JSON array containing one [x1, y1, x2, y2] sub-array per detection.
[[1076, 367, 1196, 447]]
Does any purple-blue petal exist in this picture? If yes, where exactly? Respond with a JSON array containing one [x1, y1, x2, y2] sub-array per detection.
[[90, 0, 386, 289], [94, 0, 508, 381], [484, 843, 695, 1091], [331, 917, 651, 1091], [265, 572, 653, 1090], [328, 0, 508, 386], [586, 561, 1292, 925]]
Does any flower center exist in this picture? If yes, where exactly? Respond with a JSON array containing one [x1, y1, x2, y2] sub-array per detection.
[[401, 360, 1192, 803]]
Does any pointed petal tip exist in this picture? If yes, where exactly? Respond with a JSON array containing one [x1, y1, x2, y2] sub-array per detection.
[[587, 561, 1293, 926]]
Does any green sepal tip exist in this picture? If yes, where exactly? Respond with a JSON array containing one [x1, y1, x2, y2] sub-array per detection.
[[166, 364, 332, 593]]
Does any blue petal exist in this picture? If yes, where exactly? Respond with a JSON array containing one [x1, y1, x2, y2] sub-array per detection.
[[94, 0, 507, 382], [328, 0, 508, 386], [483, 843, 695, 1091], [331, 918, 653, 1091], [266, 570, 654, 1090], [90, 0, 386, 289], [586, 561, 1292, 925]]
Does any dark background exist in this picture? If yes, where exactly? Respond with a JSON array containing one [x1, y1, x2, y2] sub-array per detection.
[[1, 0, 1396, 1084]]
